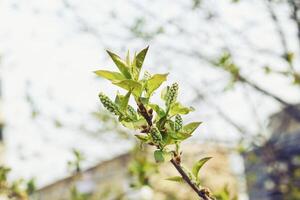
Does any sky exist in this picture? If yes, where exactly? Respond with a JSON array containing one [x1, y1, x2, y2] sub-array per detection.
[[0, 0, 299, 193]]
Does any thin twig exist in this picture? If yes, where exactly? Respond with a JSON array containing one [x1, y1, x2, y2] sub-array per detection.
[[170, 158, 215, 200], [137, 102, 153, 126], [266, 0, 295, 71], [239, 76, 300, 122], [136, 100, 214, 200], [289, 0, 300, 52]]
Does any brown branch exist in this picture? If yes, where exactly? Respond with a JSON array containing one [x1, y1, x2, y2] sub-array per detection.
[[266, 0, 288, 54], [170, 159, 215, 200], [136, 100, 215, 200], [238, 76, 300, 122], [289, 0, 300, 52], [266, 0, 295, 71], [137, 102, 153, 126]]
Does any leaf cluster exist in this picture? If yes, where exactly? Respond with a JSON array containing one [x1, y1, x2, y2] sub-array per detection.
[[0, 166, 35, 200], [95, 46, 212, 194]]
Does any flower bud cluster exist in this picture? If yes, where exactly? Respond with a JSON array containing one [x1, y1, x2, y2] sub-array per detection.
[[150, 126, 162, 144], [166, 82, 178, 106], [99, 93, 121, 116], [174, 114, 183, 131], [127, 105, 137, 117]]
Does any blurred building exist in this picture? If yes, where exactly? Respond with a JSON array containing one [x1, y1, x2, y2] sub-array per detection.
[[244, 105, 300, 200], [35, 154, 131, 200], [36, 143, 237, 200]]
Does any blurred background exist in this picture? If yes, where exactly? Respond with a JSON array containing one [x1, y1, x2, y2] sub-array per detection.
[[0, 0, 300, 199]]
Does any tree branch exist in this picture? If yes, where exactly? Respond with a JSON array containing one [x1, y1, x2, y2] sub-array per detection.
[[137, 102, 153, 126], [239, 76, 300, 122], [289, 0, 300, 52], [170, 158, 215, 200], [136, 100, 215, 200], [266, 0, 295, 71]]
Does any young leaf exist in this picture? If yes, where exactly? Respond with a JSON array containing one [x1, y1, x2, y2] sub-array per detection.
[[139, 97, 149, 105], [130, 53, 141, 80], [165, 176, 184, 183], [154, 150, 165, 163], [169, 122, 202, 140], [112, 79, 142, 97], [146, 73, 168, 96], [182, 166, 195, 181], [94, 70, 125, 81], [126, 50, 131, 66], [161, 86, 169, 100], [135, 134, 150, 142], [148, 104, 166, 118], [106, 50, 132, 79], [170, 131, 190, 141], [182, 122, 202, 135], [115, 91, 131, 111], [120, 118, 147, 130], [192, 157, 212, 179], [136, 46, 149, 69], [162, 151, 172, 161], [169, 102, 195, 116]]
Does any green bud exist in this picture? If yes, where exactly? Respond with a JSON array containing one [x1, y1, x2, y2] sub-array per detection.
[[174, 114, 183, 131], [99, 93, 121, 116], [165, 82, 178, 106], [150, 126, 162, 144], [127, 105, 137, 120], [127, 105, 136, 116]]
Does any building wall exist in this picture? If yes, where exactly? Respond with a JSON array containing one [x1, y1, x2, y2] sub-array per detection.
[[35, 154, 131, 200], [268, 105, 300, 136], [36, 144, 237, 200], [245, 106, 300, 200]]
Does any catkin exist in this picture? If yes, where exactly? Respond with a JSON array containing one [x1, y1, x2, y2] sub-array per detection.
[[174, 114, 183, 131], [150, 126, 162, 144], [99, 93, 121, 116], [166, 82, 178, 106]]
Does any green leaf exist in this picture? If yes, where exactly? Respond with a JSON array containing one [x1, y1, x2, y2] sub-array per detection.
[[130, 53, 140, 80], [156, 115, 167, 130], [165, 176, 184, 183], [146, 73, 168, 96], [139, 97, 149, 105], [161, 86, 169, 100], [126, 50, 131, 66], [154, 150, 164, 163], [163, 151, 172, 161], [165, 120, 175, 131], [106, 50, 132, 79], [112, 79, 142, 97], [135, 134, 150, 142], [114, 91, 131, 111], [182, 122, 202, 135], [169, 131, 188, 141], [120, 118, 147, 130], [136, 46, 149, 69], [94, 70, 125, 81], [167, 129, 189, 141], [148, 104, 166, 118], [192, 157, 212, 179], [169, 122, 202, 141], [169, 102, 195, 116]]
